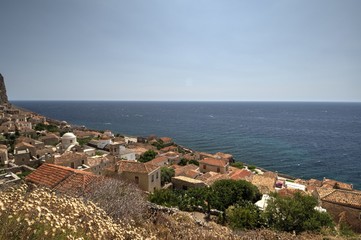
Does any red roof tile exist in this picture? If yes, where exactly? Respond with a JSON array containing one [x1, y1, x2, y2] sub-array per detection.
[[199, 158, 228, 167], [117, 160, 159, 174], [25, 163, 100, 194]]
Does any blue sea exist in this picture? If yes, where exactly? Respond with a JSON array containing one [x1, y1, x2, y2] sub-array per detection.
[[13, 101, 361, 190]]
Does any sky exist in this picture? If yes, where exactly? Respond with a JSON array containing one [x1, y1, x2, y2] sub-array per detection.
[[1, 0, 360, 101]]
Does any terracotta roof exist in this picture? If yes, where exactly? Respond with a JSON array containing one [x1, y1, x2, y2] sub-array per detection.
[[148, 156, 169, 165], [321, 189, 361, 209], [316, 188, 336, 199], [199, 158, 228, 167], [26, 163, 100, 194], [196, 171, 229, 185], [117, 160, 159, 174], [322, 178, 353, 190], [160, 146, 178, 152], [160, 137, 173, 143], [54, 152, 87, 165], [54, 172, 100, 195], [175, 164, 200, 178], [230, 169, 252, 180], [278, 188, 305, 197], [86, 156, 111, 167], [251, 174, 276, 194], [15, 142, 35, 149]]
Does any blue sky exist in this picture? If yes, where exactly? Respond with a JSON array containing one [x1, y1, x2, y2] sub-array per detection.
[[1, 0, 360, 101]]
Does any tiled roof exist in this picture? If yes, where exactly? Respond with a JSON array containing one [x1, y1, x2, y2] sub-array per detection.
[[321, 178, 353, 190], [175, 164, 200, 178], [117, 160, 159, 174], [160, 137, 173, 143], [230, 169, 252, 180], [196, 171, 229, 185], [321, 189, 361, 209], [15, 142, 35, 149], [148, 156, 169, 165], [26, 163, 100, 194], [54, 152, 87, 165], [251, 174, 276, 194], [199, 158, 228, 167]]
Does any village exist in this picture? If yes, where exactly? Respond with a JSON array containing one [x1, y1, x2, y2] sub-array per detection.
[[0, 99, 360, 234]]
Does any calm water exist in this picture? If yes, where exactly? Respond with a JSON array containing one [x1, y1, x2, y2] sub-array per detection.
[[13, 101, 361, 190]]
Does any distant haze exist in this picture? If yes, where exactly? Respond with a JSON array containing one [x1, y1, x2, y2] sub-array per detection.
[[1, 0, 360, 102]]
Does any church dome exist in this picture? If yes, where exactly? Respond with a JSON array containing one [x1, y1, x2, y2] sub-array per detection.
[[62, 132, 76, 139]]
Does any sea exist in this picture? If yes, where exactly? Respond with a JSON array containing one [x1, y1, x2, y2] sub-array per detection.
[[12, 101, 361, 190]]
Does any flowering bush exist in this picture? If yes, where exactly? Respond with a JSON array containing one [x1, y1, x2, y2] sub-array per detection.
[[0, 184, 154, 239]]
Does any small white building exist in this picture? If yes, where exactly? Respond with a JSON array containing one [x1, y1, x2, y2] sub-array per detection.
[[124, 136, 138, 144], [97, 137, 112, 149], [255, 194, 271, 211], [285, 181, 306, 191], [119, 149, 136, 161], [61, 132, 78, 151]]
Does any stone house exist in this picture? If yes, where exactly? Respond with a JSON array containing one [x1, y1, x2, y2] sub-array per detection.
[[172, 176, 207, 190], [111, 160, 161, 193], [199, 158, 229, 174], [85, 156, 114, 175], [39, 133, 60, 146], [16, 137, 44, 150], [251, 172, 277, 194], [148, 156, 170, 167], [50, 152, 88, 169], [315, 188, 361, 233]]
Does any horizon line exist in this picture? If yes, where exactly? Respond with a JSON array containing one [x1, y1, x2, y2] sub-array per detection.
[[9, 99, 361, 103]]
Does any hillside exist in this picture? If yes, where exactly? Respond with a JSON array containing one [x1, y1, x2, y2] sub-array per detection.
[[0, 183, 354, 240]]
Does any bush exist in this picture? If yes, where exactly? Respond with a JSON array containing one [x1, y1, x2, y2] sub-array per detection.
[[161, 167, 175, 186], [149, 189, 180, 207], [226, 202, 264, 230], [264, 192, 334, 233], [231, 162, 244, 169], [178, 158, 188, 166], [210, 179, 261, 212], [188, 160, 199, 166], [138, 150, 157, 163]]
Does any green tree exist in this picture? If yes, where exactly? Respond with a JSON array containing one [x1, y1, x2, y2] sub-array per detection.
[[231, 162, 244, 169], [178, 158, 188, 166], [210, 179, 261, 212], [226, 202, 263, 230], [148, 189, 180, 207], [138, 150, 157, 163], [160, 167, 175, 186], [264, 192, 334, 233], [188, 159, 199, 166]]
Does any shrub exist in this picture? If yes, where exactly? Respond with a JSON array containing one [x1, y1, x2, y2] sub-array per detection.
[[264, 192, 334, 233], [226, 202, 263, 230], [160, 167, 175, 186], [231, 162, 244, 169], [138, 150, 157, 163]]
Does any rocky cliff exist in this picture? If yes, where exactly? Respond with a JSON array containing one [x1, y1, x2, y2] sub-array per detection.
[[0, 73, 9, 104]]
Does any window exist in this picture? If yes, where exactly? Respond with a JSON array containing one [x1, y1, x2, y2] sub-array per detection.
[[217, 167, 220, 173], [71, 162, 75, 168], [70, 140, 73, 143], [81, 160, 84, 165], [203, 164, 206, 169], [135, 176, 139, 184], [151, 174, 154, 182], [156, 172, 159, 179]]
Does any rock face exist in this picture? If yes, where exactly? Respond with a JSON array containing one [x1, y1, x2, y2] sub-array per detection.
[[0, 73, 9, 104]]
